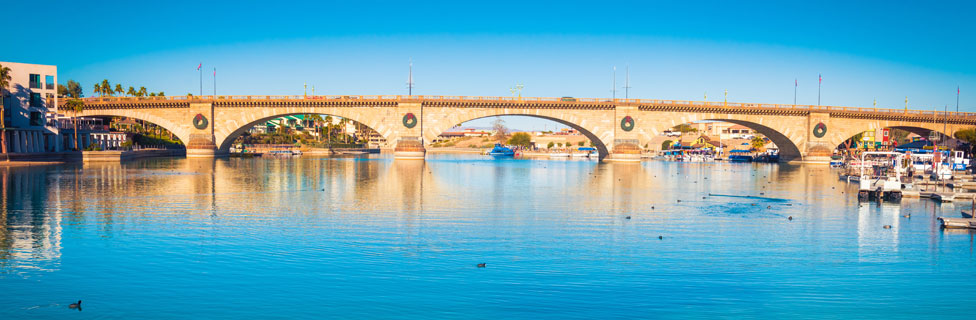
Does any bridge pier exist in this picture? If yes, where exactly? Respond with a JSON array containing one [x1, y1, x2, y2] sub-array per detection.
[[393, 138, 426, 160], [609, 140, 642, 162]]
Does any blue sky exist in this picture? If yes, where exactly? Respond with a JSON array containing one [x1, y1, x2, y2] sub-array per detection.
[[4, 0, 974, 130]]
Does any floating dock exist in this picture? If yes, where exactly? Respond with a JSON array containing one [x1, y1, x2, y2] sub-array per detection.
[[939, 217, 976, 229], [932, 193, 957, 202]]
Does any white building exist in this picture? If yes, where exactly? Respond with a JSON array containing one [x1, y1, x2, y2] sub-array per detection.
[[0, 61, 61, 153]]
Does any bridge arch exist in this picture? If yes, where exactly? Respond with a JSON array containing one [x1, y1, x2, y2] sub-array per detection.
[[215, 109, 391, 152], [706, 119, 803, 161], [825, 119, 956, 151], [77, 109, 190, 146], [643, 112, 807, 162], [422, 108, 613, 160], [833, 125, 954, 150]]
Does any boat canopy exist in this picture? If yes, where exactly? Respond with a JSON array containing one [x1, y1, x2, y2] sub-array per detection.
[[578, 147, 596, 151]]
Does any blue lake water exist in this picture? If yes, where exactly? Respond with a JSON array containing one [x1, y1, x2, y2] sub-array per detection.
[[1, 154, 975, 319]]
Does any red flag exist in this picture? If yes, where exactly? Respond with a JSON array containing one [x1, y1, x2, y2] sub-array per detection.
[[795, 79, 797, 87], [197, 63, 202, 70], [214, 68, 216, 76], [819, 74, 822, 83]]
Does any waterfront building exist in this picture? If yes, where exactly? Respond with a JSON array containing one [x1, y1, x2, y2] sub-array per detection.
[[0, 61, 61, 153], [55, 116, 110, 150]]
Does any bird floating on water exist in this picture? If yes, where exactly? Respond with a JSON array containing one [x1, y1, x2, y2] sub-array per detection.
[[69, 300, 81, 310], [883, 225, 892, 229], [788, 216, 793, 221], [625, 216, 631, 220], [477, 263, 486, 268]]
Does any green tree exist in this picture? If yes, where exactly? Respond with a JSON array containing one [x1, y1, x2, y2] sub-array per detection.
[[843, 132, 864, 149], [137, 87, 147, 97], [954, 128, 976, 144], [149, 92, 156, 97], [157, 92, 165, 97], [66, 80, 83, 98], [507, 132, 532, 147], [65, 99, 85, 150], [58, 84, 69, 97], [547, 141, 555, 149], [127, 87, 136, 97], [577, 141, 584, 146], [673, 123, 698, 133], [955, 128, 976, 155], [750, 136, 765, 151], [0, 63, 11, 153], [662, 140, 673, 150], [93, 83, 101, 97], [115, 84, 124, 96]]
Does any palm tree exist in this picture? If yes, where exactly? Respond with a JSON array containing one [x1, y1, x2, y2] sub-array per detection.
[[65, 99, 85, 150], [339, 118, 349, 143], [137, 87, 147, 97], [127, 87, 136, 97], [115, 84, 124, 96], [100, 80, 111, 96], [93, 83, 101, 97], [323, 115, 333, 143], [0, 63, 11, 154]]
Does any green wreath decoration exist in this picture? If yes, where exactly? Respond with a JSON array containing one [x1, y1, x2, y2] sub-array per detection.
[[620, 116, 635, 132], [402, 113, 417, 128], [193, 113, 208, 130], [813, 122, 827, 138]]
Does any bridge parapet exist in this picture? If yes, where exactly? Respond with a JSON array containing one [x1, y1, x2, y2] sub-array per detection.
[[62, 95, 976, 119]]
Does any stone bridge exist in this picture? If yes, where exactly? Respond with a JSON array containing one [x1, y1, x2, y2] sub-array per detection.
[[59, 95, 976, 162]]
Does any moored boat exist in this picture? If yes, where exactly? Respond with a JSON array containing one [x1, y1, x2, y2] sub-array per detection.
[[728, 150, 753, 162], [488, 144, 515, 157]]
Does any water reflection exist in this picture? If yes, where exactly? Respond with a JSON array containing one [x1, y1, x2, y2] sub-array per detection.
[[2, 155, 976, 318], [0, 166, 62, 270]]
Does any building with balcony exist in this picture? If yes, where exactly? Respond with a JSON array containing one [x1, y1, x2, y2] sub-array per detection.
[[0, 61, 61, 153]]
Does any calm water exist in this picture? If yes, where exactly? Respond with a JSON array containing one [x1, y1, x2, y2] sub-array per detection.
[[1, 154, 975, 319]]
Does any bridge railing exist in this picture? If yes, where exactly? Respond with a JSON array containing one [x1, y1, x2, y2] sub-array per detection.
[[62, 94, 976, 118]]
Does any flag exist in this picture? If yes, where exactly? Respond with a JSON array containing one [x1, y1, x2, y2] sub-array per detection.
[[819, 74, 822, 83], [795, 79, 797, 87], [197, 63, 202, 70], [214, 68, 216, 76]]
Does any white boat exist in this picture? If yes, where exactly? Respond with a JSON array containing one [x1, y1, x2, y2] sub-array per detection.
[[572, 152, 590, 157], [856, 151, 909, 202], [549, 152, 570, 158]]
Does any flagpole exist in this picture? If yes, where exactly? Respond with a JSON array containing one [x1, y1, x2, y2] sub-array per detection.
[[794, 79, 797, 106], [958, 86, 961, 113], [817, 74, 821, 106], [199, 63, 203, 96], [213, 68, 216, 97]]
